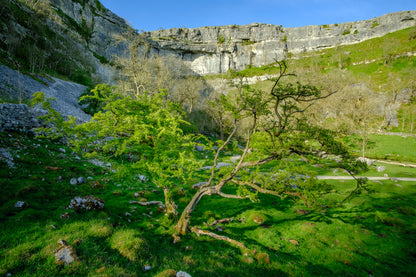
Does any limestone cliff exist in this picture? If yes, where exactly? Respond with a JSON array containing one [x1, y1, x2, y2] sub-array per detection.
[[145, 10, 416, 75]]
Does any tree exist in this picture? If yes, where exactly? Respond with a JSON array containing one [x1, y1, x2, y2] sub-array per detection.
[[33, 84, 200, 218], [173, 61, 367, 245], [34, 62, 367, 250]]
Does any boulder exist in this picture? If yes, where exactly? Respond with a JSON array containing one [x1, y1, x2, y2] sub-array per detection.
[[54, 239, 79, 265], [67, 195, 104, 211]]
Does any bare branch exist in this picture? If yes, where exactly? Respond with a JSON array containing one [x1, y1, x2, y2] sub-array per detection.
[[191, 226, 247, 249], [129, 200, 165, 208], [217, 191, 247, 199], [231, 180, 284, 199], [205, 118, 239, 188]]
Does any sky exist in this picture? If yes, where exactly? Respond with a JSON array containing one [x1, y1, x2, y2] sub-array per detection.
[[99, 0, 416, 32]]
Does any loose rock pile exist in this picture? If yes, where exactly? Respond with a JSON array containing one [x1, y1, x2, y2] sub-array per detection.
[[0, 104, 47, 133], [67, 195, 104, 211]]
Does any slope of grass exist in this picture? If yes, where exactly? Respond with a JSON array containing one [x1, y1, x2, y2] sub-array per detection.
[[1, 131, 416, 276]]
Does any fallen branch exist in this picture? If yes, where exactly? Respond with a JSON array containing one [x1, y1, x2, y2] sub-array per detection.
[[212, 217, 234, 226], [190, 226, 247, 249], [129, 200, 165, 208]]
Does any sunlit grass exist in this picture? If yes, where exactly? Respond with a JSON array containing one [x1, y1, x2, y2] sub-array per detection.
[[1, 131, 416, 276]]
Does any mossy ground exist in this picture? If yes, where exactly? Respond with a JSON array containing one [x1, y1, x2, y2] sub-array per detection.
[[1, 131, 416, 276]]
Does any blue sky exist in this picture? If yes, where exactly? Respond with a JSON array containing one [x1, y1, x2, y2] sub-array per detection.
[[99, 0, 416, 32]]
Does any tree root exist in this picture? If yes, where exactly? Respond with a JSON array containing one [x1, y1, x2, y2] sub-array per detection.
[[190, 226, 247, 249]]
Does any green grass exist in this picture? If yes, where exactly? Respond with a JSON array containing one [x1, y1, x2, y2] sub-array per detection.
[[354, 134, 416, 162], [1, 131, 416, 276]]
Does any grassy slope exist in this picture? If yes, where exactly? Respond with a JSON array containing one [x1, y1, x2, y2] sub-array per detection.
[[1, 131, 416, 276], [214, 27, 416, 133]]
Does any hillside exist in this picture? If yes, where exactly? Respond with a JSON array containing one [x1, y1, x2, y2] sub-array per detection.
[[1, 1, 416, 277], [0, 0, 129, 87]]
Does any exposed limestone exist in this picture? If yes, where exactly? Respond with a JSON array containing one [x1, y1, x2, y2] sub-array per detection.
[[145, 10, 416, 74], [54, 239, 79, 265]]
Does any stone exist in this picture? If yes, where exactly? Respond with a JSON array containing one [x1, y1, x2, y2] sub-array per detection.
[[54, 239, 79, 265], [138, 175, 148, 182], [377, 166, 386, 172], [230, 155, 241, 164], [77, 177, 87, 184], [70, 178, 78, 185], [356, 157, 374, 166], [144, 265, 151, 271], [89, 159, 105, 167], [176, 271, 192, 277], [14, 201, 28, 208], [216, 162, 230, 169], [60, 212, 71, 219], [67, 195, 104, 212], [192, 182, 207, 189], [195, 145, 205, 152]]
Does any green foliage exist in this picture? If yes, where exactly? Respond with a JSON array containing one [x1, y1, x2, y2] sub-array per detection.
[[78, 83, 116, 115], [342, 29, 351, 35], [74, 85, 200, 190], [217, 34, 226, 44], [372, 21, 380, 28], [242, 39, 256, 46], [30, 91, 76, 139]]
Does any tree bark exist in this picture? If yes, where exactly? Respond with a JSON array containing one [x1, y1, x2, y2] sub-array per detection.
[[164, 188, 178, 219]]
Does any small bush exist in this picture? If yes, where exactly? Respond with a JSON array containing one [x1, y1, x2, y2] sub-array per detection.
[[218, 34, 225, 44], [342, 29, 351, 35], [109, 229, 148, 262]]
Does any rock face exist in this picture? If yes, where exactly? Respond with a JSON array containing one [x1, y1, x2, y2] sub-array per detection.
[[145, 10, 416, 74]]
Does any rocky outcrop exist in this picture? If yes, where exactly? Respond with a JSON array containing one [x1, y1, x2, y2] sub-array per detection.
[[145, 10, 416, 74], [0, 104, 47, 133]]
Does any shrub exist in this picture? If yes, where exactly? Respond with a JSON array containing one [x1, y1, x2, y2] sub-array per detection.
[[218, 34, 226, 44]]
